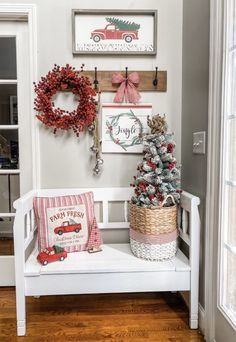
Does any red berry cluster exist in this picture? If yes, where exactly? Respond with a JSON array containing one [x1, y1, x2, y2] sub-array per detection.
[[167, 143, 174, 153], [34, 64, 96, 136], [168, 161, 176, 170], [133, 179, 164, 203], [147, 160, 156, 170]]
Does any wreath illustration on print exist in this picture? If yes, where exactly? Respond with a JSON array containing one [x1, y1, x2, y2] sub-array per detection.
[[106, 110, 144, 151]]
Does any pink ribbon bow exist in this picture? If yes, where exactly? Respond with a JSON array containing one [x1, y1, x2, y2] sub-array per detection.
[[112, 72, 141, 104]]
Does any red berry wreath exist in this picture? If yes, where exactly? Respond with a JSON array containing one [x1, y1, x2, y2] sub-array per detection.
[[34, 64, 96, 136]]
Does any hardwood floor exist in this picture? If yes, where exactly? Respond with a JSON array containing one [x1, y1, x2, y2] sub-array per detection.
[[0, 238, 14, 255], [0, 288, 204, 342]]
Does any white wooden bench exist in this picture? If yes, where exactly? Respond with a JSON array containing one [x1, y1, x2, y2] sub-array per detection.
[[13, 187, 200, 336]]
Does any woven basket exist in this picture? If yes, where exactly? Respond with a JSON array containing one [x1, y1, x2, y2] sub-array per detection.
[[129, 194, 177, 235], [130, 238, 178, 261], [129, 194, 178, 261]]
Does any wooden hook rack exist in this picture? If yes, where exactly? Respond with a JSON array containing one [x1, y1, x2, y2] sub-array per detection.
[[80, 70, 167, 92]]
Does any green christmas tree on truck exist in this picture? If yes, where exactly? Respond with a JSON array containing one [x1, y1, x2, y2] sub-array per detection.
[[91, 17, 140, 43], [131, 114, 181, 207], [105, 17, 140, 31]]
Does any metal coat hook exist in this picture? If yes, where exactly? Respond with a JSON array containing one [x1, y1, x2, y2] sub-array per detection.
[[153, 67, 158, 87], [125, 67, 128, 86], [93, 67, 99, 90]]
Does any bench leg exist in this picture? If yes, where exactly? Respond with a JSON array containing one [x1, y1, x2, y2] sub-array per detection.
[[17, 319, 26, 336], [189, 197, 200, 329], [16, 289, 26, 336], [190, 288, 198, 329], [14, 207, 28, 336], [190, 316, 198, 329]]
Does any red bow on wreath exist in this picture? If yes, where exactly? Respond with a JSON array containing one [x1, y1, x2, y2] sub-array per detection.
[[112, 72, 141, 104]]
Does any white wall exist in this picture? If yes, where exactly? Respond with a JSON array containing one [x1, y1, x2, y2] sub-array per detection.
[[7, 0, 183, 188]]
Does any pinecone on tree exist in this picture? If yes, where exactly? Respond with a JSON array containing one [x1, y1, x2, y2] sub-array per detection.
[[131, 114, 181, 207]]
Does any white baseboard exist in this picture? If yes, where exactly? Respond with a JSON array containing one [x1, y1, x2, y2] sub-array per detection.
[[0, 233, 13, 238], [179, 292, 205, 335]]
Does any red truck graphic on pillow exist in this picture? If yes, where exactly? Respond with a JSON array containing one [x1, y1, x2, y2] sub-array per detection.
[[54, 220, 81, 235], [90, 17, 140, 43]]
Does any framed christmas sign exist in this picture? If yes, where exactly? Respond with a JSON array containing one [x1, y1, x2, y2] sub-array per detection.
[[72, 9, 157, 55], [102, 103, 152, 153]]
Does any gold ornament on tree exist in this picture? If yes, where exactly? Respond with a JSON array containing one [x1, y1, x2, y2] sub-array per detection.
[[147, 114, 167, 134]]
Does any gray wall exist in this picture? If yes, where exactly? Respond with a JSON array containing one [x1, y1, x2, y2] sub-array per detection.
[[182, 0, 210, 308]]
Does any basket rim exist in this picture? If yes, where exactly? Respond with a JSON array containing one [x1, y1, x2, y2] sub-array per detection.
[[129, 202, 177, 211]]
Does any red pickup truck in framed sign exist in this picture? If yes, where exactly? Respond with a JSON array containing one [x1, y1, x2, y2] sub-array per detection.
[[91, 24, 139, 43]]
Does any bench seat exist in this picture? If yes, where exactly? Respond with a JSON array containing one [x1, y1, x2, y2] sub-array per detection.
[[24, 244, 191, 297], [25, 243, 190, 276]]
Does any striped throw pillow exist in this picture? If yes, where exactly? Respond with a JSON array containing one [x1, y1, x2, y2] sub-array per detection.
[[33, 192, 102, 253]]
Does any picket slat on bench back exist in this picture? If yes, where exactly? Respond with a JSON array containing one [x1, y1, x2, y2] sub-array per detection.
[[102, 201, 109, 225]]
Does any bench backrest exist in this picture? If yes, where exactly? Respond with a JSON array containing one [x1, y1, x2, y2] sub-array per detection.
[[36, 187, 134, 230], [14, 187, 200, 266]]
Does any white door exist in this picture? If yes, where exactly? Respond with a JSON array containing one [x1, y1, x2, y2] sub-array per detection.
[[0, 20, 34, 285], [213, 0, 236, 340]]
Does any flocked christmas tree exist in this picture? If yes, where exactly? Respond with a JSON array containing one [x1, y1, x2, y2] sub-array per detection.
[[131, 114, 181, 207]]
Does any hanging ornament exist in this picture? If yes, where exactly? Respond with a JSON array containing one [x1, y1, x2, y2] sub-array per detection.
[[90, 145, 98, 153], [93, 163, 100, 175], [88, 68, 103, 175], [97, 158, 104, 165], [87, 123, 95, 132]]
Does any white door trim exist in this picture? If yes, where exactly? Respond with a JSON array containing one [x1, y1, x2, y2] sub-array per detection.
[[0, 4, 38, 286], [205, 0, 224, 341], [0, 3, 39, 189]]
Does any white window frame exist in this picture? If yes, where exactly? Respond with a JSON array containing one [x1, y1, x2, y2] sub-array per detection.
[[0, 44, 19, 230], [205, 0, 224, 340], [217, 0, 236, 329]]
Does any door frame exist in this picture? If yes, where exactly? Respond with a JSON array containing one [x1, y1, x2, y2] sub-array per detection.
[[0, 4, 38, 286], [0, 3, 39, 188]]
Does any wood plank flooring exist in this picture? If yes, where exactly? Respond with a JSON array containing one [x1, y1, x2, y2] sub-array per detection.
[[0, 288, 204, 341], [0, 238, 14, 255]]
